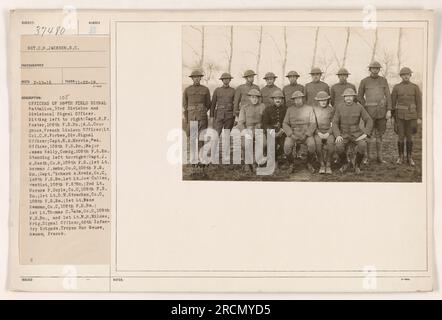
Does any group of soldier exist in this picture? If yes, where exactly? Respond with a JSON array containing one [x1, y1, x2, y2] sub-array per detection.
[[183, 61, 422, 175]]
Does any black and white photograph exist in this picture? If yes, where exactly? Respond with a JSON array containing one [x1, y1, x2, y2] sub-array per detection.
[[182, 24, 425, 182]]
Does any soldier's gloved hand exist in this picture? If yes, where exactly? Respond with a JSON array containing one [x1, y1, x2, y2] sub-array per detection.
[[417, 118, 422, 125], [386, 110, 392, 120], [322, 132, 330, 139], [335, 136, 343, 144]]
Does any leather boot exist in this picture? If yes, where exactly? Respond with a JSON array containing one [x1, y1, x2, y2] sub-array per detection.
[[355, 152, 364, 174], [396, 141, 404, 164], [376, 139, 387, 164], [406, 141, 415, 166], [339, 152, 349, 173]]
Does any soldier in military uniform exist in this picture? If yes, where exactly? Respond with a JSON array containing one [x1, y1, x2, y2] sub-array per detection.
[[233, 70, 260, 119], [330, 68, 357, 107], [357, 61, 392, 164], [283, 71, 304, 108], [391, 67, 422, 166], [312, 91, 335, 174], [210, 73, 236, 135], [283, 91, 317, 173], [260, 72, 281, 109], [305, 67, 330, 106], [262, 89, 287, 168], [237, 89, 266, 172], [333, 88, 373, 174], [283, 71, 305, 159], [182, 70, 211, 166]]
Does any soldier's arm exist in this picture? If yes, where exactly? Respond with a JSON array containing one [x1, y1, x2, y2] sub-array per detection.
[[330, 86, 335, 107], [237, 106, 246, 130], [306, 109, 317, 137], [210, 88, 218, 118], [391, 85, 398, 117], [282, 110, 293, 137], [331, 108, 341, 137], [384, 79, 392, 110], [357, 80, 365, 105], [328, 108, 335, 134], [182, 88, 188, 122], [416, 85, 423, 119], [233, 87, 241, 117], [361, 105, 374, 135], [325, 83, 330, 95], [205, 87, 211, 111], [261, 107, 270, 130]]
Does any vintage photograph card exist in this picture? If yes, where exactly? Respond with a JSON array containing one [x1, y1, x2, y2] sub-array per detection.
[[7, 9, 433, 292]]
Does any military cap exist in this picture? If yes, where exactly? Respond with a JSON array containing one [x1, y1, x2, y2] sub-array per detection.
[[286, 71, 300, 77], [336, 68, 350, 75], [219, 72, 233, 80], [189, 70, 204, 77], [315, 91, 331, 101], [368, 61, 382, 68], [263, 72, 277, 79], [309, 67, 323, 74], [270, 90, 284, 99], [243, 70, 257, 78], [399, 67, 413, 75], [291, 91, 305, 99], [247, 88, 261, 97], [342, 88, 357, 96]]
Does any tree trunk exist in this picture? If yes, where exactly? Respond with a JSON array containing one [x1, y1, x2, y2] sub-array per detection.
[[228, 26, 234, 73], [312, 27, 319, 68], [397, 28, 402, 73], [371, 28, 378, 62], [200, 26, 205, 69], [342, 27, 351, 67], [282, 26, 288, 87], [256, 26, 263, 85]]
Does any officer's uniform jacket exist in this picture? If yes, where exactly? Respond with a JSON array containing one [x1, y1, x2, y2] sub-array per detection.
[[233, 83, 260, 116], [283, 104, 316, 140], [357, 75, 392, 119], [305, 81, 330, 106], [183, 84, 211, 121], [261, 84, 282, 108], [332, 102, 373, 139], [282, 83, 305, 108], [262, 103, 287, 134], [237, 103, 266, 130], [330, 82, 356, 107], [313, 105, 335, 134], [391, 81, 422, 120], [210, 85, 235, 119]]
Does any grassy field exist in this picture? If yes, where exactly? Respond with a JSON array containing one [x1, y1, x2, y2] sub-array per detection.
[[183, 122, 422, 182]]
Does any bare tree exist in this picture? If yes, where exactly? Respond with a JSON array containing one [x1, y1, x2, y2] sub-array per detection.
[[190, 26, 205, 69], [379, 48, 395, 80], [227, 26, 234, 73], [203, 61, 221, 85], [342, 27, 351, 67], [317, 54, 334, 81], [324, 35, 341, 68], [266, 27, 288, 87], [256, 26, 263, 84], [312, 27, 320, 68], [282, 27, 288, 86], [397, 27, 403, 73], [371, 28, 378, 62]]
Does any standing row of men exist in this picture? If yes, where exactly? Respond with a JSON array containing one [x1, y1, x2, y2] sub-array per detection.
[[183, 61, 422, 173]]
